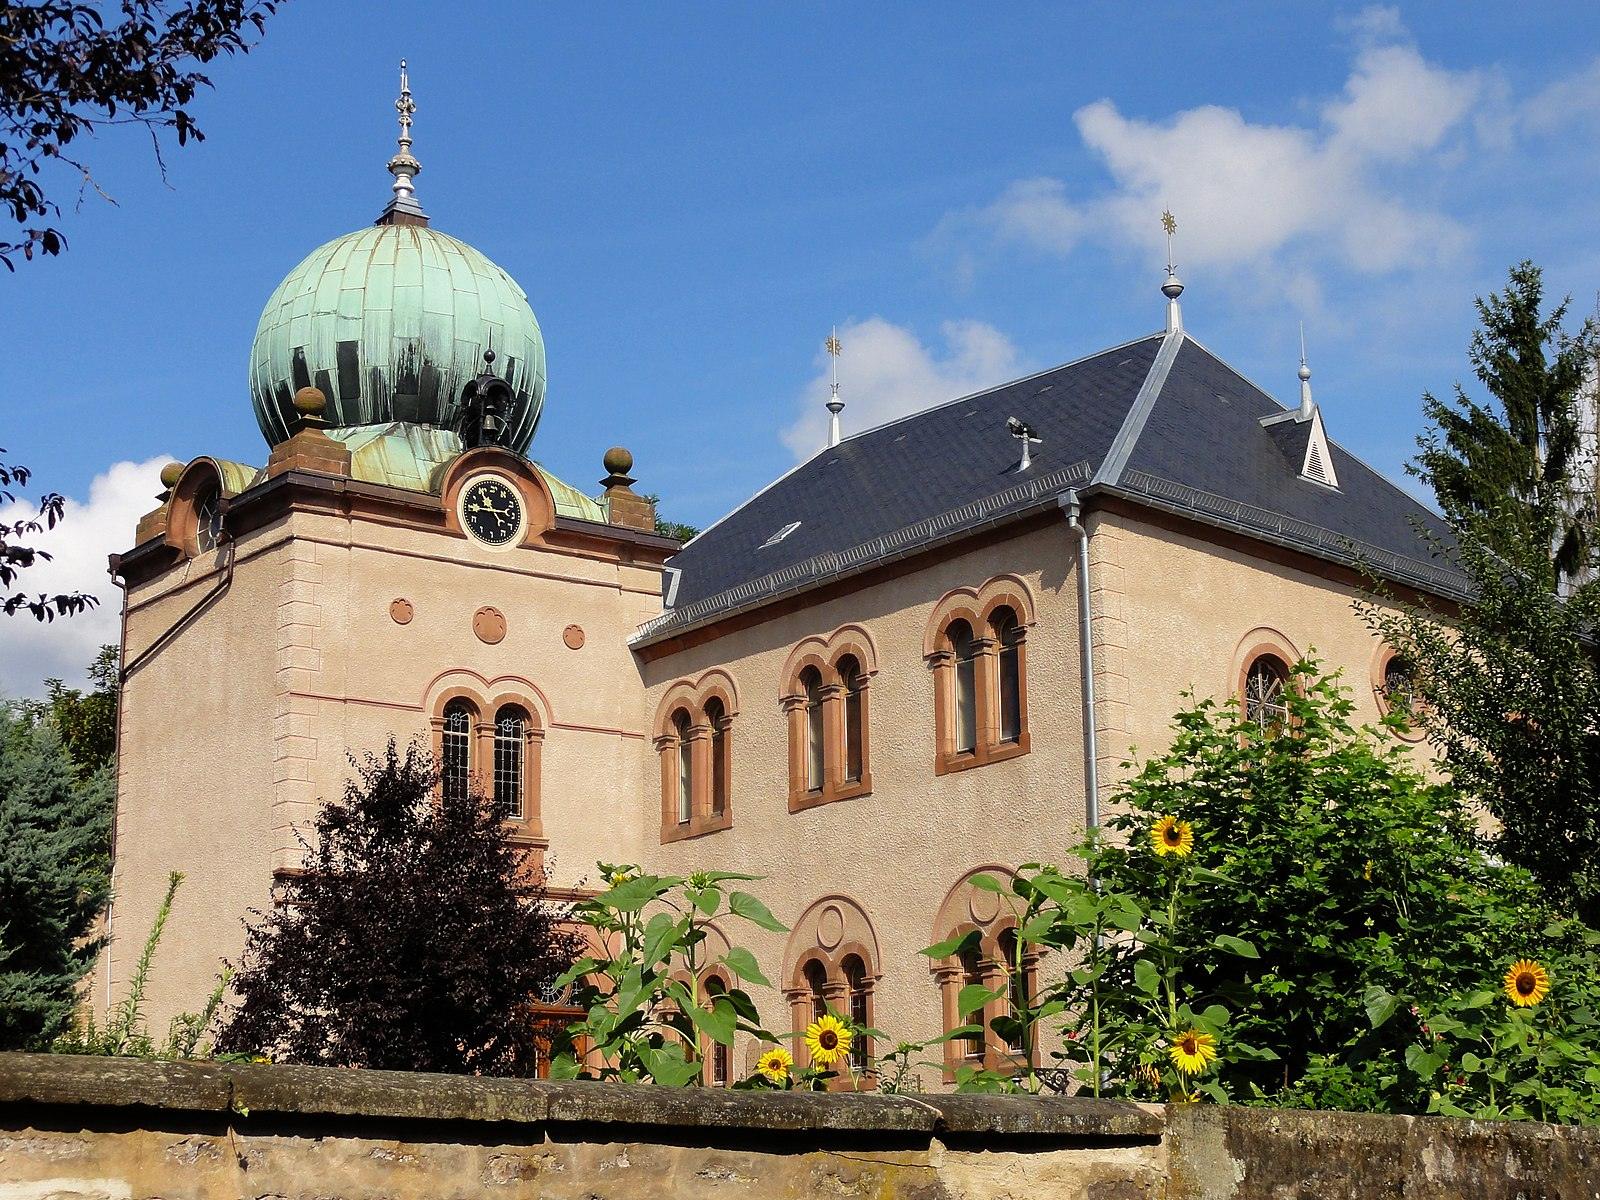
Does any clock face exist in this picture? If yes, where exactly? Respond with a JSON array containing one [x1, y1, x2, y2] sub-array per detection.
[[461, 477, 524, 547]]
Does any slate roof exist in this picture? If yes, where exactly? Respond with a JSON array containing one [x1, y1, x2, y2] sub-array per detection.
[[633, 330, 1463, 646]]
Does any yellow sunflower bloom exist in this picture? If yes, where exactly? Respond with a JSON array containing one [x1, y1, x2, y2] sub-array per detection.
[[756, 1046, 793, 1084], [1503, 959, 1550, 1007], [1168, 1029, 1218, 1075], [1150, 816, 1195, 858], [804, 1014, 853, 1066]]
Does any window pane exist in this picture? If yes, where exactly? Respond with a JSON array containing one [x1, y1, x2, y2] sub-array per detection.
[[1244, 657, 1289, 733], [994, 611, 1022, 744], [493, 706, 525, 818], [803, 668, 824, 792], [951, 619, 978, 754], [674, 710, 693, 823], [442, 700, 473, 802], [842, 658, 864, 784], [804, 959, 828, 1021], [959, 947, 985, 1059], [844, 955, 868, 1070], [704, 698, 728, 816], [999, 929, 1027, 1051]]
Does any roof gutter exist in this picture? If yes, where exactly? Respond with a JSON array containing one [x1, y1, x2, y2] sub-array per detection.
[[1060, 490, 1099, 838]]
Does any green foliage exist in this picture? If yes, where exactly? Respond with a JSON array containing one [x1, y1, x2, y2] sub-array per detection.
[[0, 700, 113, 1048], [215, 740, 579, 1075], [0, 1, 281, 270], [54, 871, 234, 1060], [0, 449, 96, 620], [1412, 260, 1596, 583], [1370, 261, 1600, 922], [15, 645, 121, 776], [550, 865, 784, 1085], [644, 494, 700, 543]]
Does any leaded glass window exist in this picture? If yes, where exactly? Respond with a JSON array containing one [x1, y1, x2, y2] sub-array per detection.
[[493, 705, 527, 818], [802, 666, 825, 792], [195, 486, 224, 553], [442, 699, 474, 802], [950, 620, 978, 754], [1244, 656, 1290, 733], [993, 608, 1022, 743], [705, 697, 728, 815], [673, 709, 693, 824], [844, 954, 869, 1070], [1383, 657, 1417, 715], [840, 655, 864, 783]]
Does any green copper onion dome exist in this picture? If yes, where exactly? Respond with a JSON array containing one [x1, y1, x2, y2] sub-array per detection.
[[248, 63, 545, 453]]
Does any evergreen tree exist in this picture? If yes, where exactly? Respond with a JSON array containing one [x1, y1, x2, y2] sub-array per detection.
[[1370, 262, 1600, 921], [1413, 260, 1596, 584], [216, 740, 579, 1075], [0, 703, 114, 1048]]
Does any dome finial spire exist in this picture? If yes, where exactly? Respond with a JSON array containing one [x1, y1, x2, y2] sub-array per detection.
[[1297, 321, 1316, 419], [376, 59, 429, 227], [1160, 208, 1184, 334], [825, 327, 844, 447]]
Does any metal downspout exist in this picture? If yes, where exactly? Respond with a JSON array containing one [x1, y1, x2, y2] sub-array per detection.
[[1062, 491, 1098, 836]]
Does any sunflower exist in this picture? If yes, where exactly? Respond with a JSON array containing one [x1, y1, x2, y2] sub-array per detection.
[[1133, 1062, 1162, 1091], [1503, 959, 1551, 1007], [1168, 1029, 1218, 1075], [804, 1014, 853, 1066], [1150, 815, 1195, 858], [756, 1046, 793, 1084]]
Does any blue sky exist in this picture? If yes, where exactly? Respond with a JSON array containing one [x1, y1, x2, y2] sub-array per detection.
[[2, 2, 1598, 692]]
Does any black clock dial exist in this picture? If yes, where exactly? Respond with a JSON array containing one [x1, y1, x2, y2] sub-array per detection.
[[462, 478, 523, 546]]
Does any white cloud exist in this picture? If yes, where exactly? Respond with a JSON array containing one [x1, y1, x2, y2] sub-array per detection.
[[0, 457, 167, 698], [782, 318, 1024, 461], [951, 12, 1490, 284]]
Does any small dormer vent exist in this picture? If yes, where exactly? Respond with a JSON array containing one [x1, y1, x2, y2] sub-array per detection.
[[758, 521, 801, 549], [1300, 409, 1339, 489]]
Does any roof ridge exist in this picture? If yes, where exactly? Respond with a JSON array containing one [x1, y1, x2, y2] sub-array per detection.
[[678, 330, 1167, 555], [829, 330, 1166, 448], [1092, 331, 1184, 487]]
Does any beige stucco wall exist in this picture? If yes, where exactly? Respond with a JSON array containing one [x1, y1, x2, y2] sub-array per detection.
[[111, 505, 664, 1030], [634, 521, 1088, 1081]]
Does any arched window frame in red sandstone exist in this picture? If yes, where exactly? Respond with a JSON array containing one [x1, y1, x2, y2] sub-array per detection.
[[428, 680, 547, 862], [780, 626, 878, 812], [1231, 627, 1301, 736], [928, 866, 1043, 1081], [1370, 643, 1426, 743], [163, 457, 253, 559], [653, 670, 738, 843], [924, 578, 1035, 775], [780, 896, 881, 1087]]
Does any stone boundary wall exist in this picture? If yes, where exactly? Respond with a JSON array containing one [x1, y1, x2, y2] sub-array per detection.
[[1, 1052, 1597, 1198]]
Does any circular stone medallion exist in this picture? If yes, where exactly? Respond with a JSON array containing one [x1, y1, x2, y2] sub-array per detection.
[[473, 606, 507, 645], [389, 598, 414, 625], [817, 903, 846, 950], [563, 624, 586, 650], [969, 883, 1004, 925]]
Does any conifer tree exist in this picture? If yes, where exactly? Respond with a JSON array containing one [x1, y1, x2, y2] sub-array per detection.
[[1371, 262, 1600, 921], [1413, 260, 1596, 585], [216, 740, 579, 1075], [0, 704, 114, 1049]]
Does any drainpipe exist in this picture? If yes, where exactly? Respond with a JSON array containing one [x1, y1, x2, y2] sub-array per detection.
[[1061, 491, 1099, 837]]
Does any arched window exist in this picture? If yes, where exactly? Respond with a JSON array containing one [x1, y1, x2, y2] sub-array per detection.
[[992, 608, 1023, 744], [704, 975, 731, 1087], [998, 928, 1027, 1051], [843, 954, 870, 1071], [948, 619, 979, 755], [442, 699, 474, 802], [656, 675, 737, 843], [1383, 656, 1416, 713], [1244, 655, 1290, 733], [803, 958, 828, 1021], [801, 666, 825, 793], [958, 944, 986, 1061], [194, 484, 224, 554], [493, 705, 527, 818], [705, 696, 728, 816], [839, 655, 865, 784], [673, 709, 693, 825]]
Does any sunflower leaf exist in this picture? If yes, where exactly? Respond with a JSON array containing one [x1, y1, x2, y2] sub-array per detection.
[[721, 947, 770, 987], [1213, 934, 1259, 959], [729, 891, 787, 932], [957, 983, 1003, 1019]]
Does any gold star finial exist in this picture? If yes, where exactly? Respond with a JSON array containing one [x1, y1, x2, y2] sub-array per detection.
[[826, 334, 841, 357], [1161, 209, 1177, 237]]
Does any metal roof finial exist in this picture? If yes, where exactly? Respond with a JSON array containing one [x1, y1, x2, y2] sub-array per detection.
[[825, 327, 844, 448], [1297, 322, 1315, 419], [1160, 208, 1184, 334], [376, 59, 429, 226]]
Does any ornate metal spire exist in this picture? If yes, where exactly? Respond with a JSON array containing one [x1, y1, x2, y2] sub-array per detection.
[[1160, 208, 1184, 334], [1297, 322, 1315, 419], [825, 327, 844, 447], [376, 59, 429, 227]]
